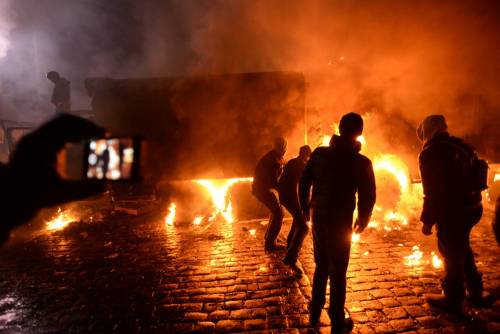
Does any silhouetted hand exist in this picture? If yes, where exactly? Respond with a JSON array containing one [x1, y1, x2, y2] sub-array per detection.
[[353, 218, 366, 234], [422, 224, 433, 236], [0, 114, 107, 244]]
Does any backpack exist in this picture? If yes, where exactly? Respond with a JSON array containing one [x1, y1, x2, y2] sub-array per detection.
[[470, 157, 489, 191], [447, 139, 489, 192]]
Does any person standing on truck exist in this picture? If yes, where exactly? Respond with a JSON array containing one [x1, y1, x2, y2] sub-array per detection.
[[47, 71, 71, 114]]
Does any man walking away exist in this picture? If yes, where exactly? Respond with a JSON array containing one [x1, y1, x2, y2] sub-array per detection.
[[300, 113, 376, 334], [417, 115, 486, 315], [280, 145, 312, 276], [47, 71, 71, 114], [253, 137, 287, 251]]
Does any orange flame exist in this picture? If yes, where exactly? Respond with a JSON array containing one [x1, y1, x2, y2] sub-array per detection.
[[193, 216, 203, 225], [351, 232, 361, 243], [494, 173, 500, 182], [46, 208, 77, 231], [373, 154, 410, 193], [193, 177, 253, 223], [165, 203, 176, 226], [431, 251, 443, 268], [405, 245, 424, 266]]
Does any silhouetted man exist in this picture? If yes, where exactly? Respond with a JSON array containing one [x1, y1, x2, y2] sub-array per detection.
[[280, 145, 312, 275], [47, 71, 71, 114], [418, 115, 485, 315], [253, 137, 287, 251], [300, 113, 376, 333]]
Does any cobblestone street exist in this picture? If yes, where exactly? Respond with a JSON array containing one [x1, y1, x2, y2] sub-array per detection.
[[0, 199, 500, 333]]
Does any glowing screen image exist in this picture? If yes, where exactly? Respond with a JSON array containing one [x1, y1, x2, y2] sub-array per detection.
[[87, 138, 135, 180]]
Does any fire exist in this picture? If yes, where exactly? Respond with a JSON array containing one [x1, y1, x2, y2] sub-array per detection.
[[373, 154, 410, 193], [321, 134, 331, 147], [165, 203, 176, 226], [46, 208, 78, 231], [404, 247, 443, 268], [352, 232, 361, 243], [193, 216, 203, 225], [431, 251, 443, 268], [321, 133, 365, 147], [384, 211, 408, 226], [494, 173, 500, 182], [193, 177, 253, 223], [405, 245, 424, 266]]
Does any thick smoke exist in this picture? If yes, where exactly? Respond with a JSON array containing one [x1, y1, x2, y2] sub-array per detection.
[[0, 0, 142, 121], [142, 0, 500, 159], [1, 0, 500, 158], [0, 1, 13, 58]]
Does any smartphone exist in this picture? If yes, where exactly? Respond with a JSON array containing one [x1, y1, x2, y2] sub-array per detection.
[[60, 137, 143, 181]]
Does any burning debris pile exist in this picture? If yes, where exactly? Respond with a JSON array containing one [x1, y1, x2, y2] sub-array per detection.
[[45, 208, 79, 232], [160, 114, 446, 270], [165, 178, 253, 226]]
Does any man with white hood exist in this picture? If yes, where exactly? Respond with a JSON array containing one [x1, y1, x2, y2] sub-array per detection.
[[417, 115, 485, 315]]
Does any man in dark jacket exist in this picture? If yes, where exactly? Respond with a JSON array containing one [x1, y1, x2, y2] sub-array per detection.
[[280, 145, 312, 275], [253, 137, 287, 251], [417, 115, 484, 315], [47, 71, 71, 114], [300, 113, 376, 334]]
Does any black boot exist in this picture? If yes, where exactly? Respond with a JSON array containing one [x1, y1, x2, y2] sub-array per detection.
[[466, 273, 485, 307], [283, 257, 303, 276], [331, 317, 354, 334], [309, 303, 322, 327], [425, 294, 464, 316]]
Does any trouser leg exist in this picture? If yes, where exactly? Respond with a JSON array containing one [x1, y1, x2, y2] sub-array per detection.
[[311, 237, 329, 314], [464, 243, 483, 298], [329, 232, 352, 329], [286, 216, 296, 248], [437, 229, 466, 303], [311, 261, 329, 312], [437, 207, 483, 303], [256, 191, 284, 247], [282, 197, 309, 263], [464, 208, 483, 298]]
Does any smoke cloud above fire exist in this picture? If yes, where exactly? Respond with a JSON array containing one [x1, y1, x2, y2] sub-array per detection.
[[0, 1, 13, 59], [1, 0, 499, 157]]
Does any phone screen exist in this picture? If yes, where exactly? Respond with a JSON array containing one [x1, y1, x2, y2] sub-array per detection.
[[86, 138, 136, 180]]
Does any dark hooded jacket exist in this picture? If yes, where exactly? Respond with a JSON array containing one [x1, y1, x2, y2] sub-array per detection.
[[419, 132, 482, 226], [252, 150, 283, 194], [278, 156, 306, 200], [299, 135, 376, 227]]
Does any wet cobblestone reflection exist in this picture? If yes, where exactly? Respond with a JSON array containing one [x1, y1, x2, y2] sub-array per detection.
[[0, 203, 499, 333]]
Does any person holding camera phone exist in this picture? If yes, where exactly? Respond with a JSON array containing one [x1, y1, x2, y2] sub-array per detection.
[[0, 114, 106, 244]]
